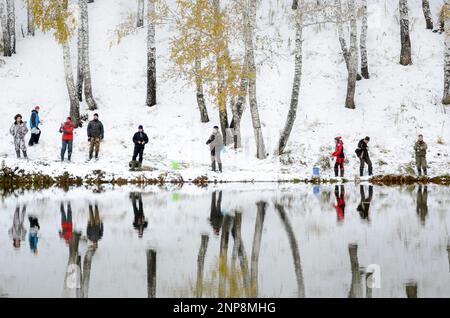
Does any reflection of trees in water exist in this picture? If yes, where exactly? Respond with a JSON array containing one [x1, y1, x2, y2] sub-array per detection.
[[348, 244, 363, 298], [405, 281, 418, 298], [416, 185, 428, 225], [275, 203, 305, 298]]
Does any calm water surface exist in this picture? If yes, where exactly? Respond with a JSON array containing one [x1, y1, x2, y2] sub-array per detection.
[[0, 184, 449, 298]]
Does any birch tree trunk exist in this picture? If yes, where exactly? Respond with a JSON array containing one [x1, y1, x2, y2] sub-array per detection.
[[195, 234, 209, 298], [250, 201, 266, 297], [81, 0, 97, 110], [230, 58, 248, 149], [0, 3, 11, 57], [443, 1, 450, 104], [399, 0, 412, 65], [195, 57, 209, 122], [137, 0, 144, 28], [146, 249, 157, 298], [278, 2, 303, 155], [63, 42, 81, 127], [275, 203, 305, 298], [247, 0, 266, 159], [422, 0, 433, 30], [360, 0, 369, 79], [6, 0, 15, 54], [345, 0, 357, 109], [77, 0, 84, 102], [27, 0, 35, 36], [213, 0, 229, 144], [146, 0, 156, 107], [405, 282, 418, 298]]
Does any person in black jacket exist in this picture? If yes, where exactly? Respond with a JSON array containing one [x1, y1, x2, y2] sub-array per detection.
[[356, 136, 373, 177], [130, 192, 148, 238], [132, 125, 149, 166], [357, 185, 373, 221], [87, 113, 104, 160], [87, 204, 103, 250]]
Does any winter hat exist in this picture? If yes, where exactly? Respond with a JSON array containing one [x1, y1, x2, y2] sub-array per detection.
[[35, 106, 40, 111], [213, 126, 219, 129], [138, 125, 143, 130], [335, 136, 342, 141], [67, 117, 72, 121], [365, 136, 370, 141]]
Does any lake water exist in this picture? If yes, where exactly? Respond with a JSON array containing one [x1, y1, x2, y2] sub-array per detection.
[[0, 184, 449, 298]]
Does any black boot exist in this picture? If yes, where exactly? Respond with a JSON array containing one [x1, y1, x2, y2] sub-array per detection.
[[423, 168, 427, 176], [16, 150, 20, 159], [218, 163, 222, 173], [418, 168, 422, 176], [68, 153, 72, 162], [334, 166, 339, 177], [340, 168, 344, 178], [23, 151, 28, 159], [211, 161, 216, 172]]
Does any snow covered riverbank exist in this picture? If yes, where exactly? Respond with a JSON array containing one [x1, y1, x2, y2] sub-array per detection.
[[1, 0, 449, 182]]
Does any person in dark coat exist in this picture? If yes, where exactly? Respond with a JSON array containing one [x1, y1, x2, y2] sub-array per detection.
[[356, 136, 373, 177], [87, 113, 104, 160], [130, 192, 148, 238], [87, 204, 103, 250], [28, 106, 41, 146], [414, 134, 428, 176], [416, 185, 428, 225], [209, 190, 223, 235], [357, 185, 373, 221], [28, 216, 40, 255], [132, 125, 149, 166]]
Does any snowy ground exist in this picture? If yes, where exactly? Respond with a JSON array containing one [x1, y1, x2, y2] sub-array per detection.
[[0, 0, 449, 182]]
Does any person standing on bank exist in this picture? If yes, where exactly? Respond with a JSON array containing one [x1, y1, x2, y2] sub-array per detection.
[[356, 136, 373, 177], [331, 136, 345, 177], [59, 117, 74, 162], [132, 125, 149, 167], [29, 106, 42, 146], [414, 134, 428, 176], [206, 126, 223, 173], [10, 114, 29, 159], [87, 113, 104, 160]]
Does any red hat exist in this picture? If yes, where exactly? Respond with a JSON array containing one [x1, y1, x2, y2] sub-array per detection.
[[335, 136, 342, 140], [35, 106, 40, 110]]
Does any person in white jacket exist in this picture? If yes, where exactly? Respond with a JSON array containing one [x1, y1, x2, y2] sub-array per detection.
[[9, 205, 27, 249], [206, 126, 224, 173]]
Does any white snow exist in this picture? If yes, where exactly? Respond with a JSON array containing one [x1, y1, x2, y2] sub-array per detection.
[[0, 0, 449, 182]]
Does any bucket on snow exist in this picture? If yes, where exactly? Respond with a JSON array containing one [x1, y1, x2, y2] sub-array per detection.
[[313, 167, 320, 177]]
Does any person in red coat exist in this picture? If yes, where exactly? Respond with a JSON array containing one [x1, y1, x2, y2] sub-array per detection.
[[331, 136, 345, 177], [333, 185, 346, 222], [59, 117, 74, 162]]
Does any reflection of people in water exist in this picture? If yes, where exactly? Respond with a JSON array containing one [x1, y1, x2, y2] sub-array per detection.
[[9, 205, 27, 249], [87, 204, 104, 249], [416, 185, 428, 225], [131, 193, 148, 238], [209, 190, 223, 235], [333, 185, 346, 222], [357, 185, 373, 221], [28, 216, 40, 255], [59, 202, 73, 244]]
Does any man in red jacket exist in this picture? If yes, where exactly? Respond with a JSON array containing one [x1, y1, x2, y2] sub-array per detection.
[[331, 136, 345, 177], [59, 117, 74, 162]]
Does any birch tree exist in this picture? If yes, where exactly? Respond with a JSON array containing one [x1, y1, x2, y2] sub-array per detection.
[[146, 0, 156, 106], [443, 1, 450, 104], [399, 0, 412, 65], [246, 0, 267, 159], [278, 1, 303, 155], [0, 2, 11, 56], [32, 0, 81, 126], [345, 0, 357, 109], [77, 0, 84, 102], [81, 0, 97, 110], [137, 0, 144, 28], [195, 234, 209, 298], [422, 0, 433, 30], [360, 0, 369, 79], [6, 0, 15, 54], [27, 0, 35, 36]]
